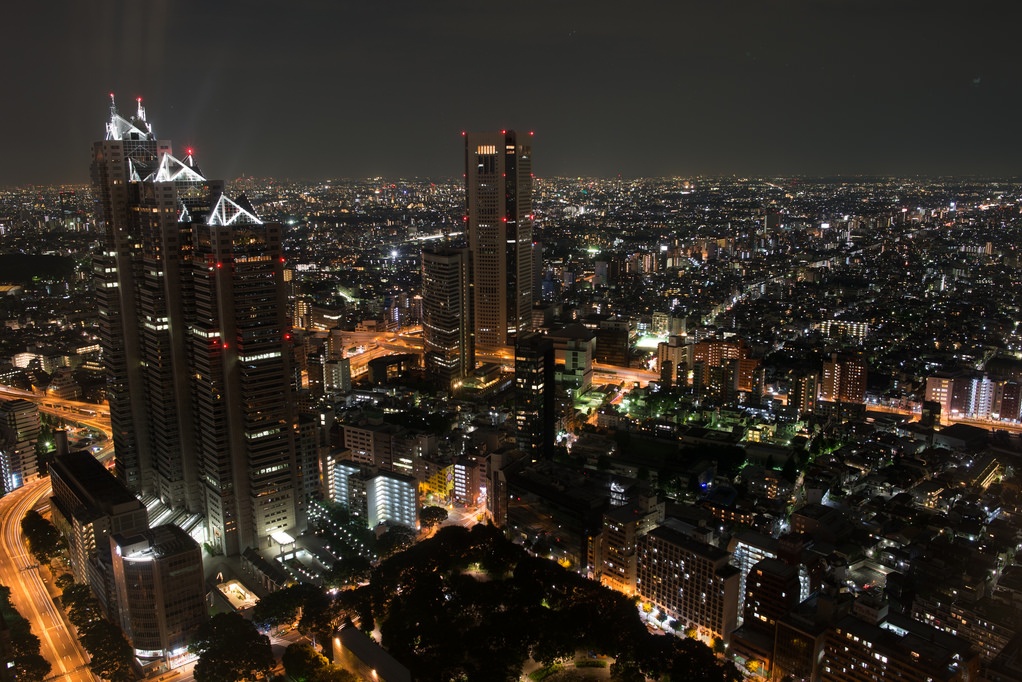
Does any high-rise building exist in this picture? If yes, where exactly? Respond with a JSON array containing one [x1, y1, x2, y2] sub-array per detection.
[[91, 96, 170, 496], [514, 332, 555, 459], [109, 525, 206, 667], [49, 451, 150, 601], [821, 353, 867, 404], [789, 372, 817, 417], [188, 198, 299, 555], [464, 130, 534, 349], [0, 399, 40, 495], [421, 247, 473, 391], [636, 525, 740, 643], [331, 462, 418, 530], [91, 96, 300, 555]]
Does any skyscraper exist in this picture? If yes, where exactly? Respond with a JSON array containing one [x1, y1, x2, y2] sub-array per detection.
[[109, 525, 206, 667], [91, 96, 170, 495], [91, 96, 300, 555], [464, 130, 534, 349], [421, 246, 473, 391], [514, 332, 555, 459]]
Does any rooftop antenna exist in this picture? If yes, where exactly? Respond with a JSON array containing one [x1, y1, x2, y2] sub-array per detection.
[[136, 97, 146, 122]]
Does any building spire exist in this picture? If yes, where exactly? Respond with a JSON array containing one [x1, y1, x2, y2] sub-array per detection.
[[105, 93, 154, 141]]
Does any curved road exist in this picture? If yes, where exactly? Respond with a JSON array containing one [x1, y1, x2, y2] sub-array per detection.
[[0, 477, 95, 681], [0, 389, 109, 681]]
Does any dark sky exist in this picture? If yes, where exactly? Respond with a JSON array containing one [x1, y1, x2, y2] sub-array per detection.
[[5, 1, 1019, 185]]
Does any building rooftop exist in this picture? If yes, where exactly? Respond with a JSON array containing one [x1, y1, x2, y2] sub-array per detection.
[[50, 450, 140, 509]]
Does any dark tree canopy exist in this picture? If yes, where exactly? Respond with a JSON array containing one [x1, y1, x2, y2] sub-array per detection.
[[21, 509, 64, 562], [189, 612, 274, 682], [0, 585, 51, 682], [282, 642, 358, 682], [357, 524, 740, 682], [59, 583, 134, 681], [419, 505, 449, 529]]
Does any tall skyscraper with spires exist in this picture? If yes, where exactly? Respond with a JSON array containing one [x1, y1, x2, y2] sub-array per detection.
[[464, 130, 534, 349], [91, 96, 300, 555]]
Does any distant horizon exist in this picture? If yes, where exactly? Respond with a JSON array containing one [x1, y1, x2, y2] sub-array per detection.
[[7, 171, 1022, 193]]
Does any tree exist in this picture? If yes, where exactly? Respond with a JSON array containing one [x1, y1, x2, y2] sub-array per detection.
[[375, 524, 416, 560], [252, 584, 316, 631], [21, 509, 63, 562], [190, 612, 274, 682], [61, 584, 103, 630], [80, 620, 135, 682], [283, 641, 359, 682], [323, 554, 372, 588], [0, 586, 51, 682], [10, 652, 51, 682], [282, 642, 328, 682], [419, 505, 449, 530]]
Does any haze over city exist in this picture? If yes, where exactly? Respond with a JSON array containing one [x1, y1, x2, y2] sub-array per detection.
[[5, 0, 1021, 185]]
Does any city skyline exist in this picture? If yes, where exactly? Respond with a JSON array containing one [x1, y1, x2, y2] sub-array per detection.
[[4, 1, 1021, 187]]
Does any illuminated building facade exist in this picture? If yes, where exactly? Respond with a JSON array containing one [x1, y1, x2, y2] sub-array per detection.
[[110, 525, 206, 668], [91, 96, 300, 555], [332, 461, 419, 530], [421, 246, 473, 391], [514, 332, 556, 460], [49, 451, 150, 604], [820, 353, 867, 404], [636, 525, 740, 643], [465, 130, 534, 349], [0, 399, 40, 495], [821, 612, 978, 682]]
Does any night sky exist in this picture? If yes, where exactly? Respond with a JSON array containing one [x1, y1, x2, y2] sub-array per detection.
[[5, 1, 1019, 185]]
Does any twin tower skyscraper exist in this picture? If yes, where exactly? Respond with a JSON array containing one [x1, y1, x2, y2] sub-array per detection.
[[92, 98, 535, 554], [92, 96, 301, 556], [422, 131, 536, 390]]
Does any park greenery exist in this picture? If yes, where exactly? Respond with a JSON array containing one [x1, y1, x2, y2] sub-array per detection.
[[189, 612, 274, 682], [256, 524, 740, 682], [0, 585, 52, 681], [60, 582, 135, 682], [282, 642, 357, 682]]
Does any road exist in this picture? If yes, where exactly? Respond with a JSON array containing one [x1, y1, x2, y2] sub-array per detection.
[[0, 478, 96, 681], [0, 386, 111, 681]]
